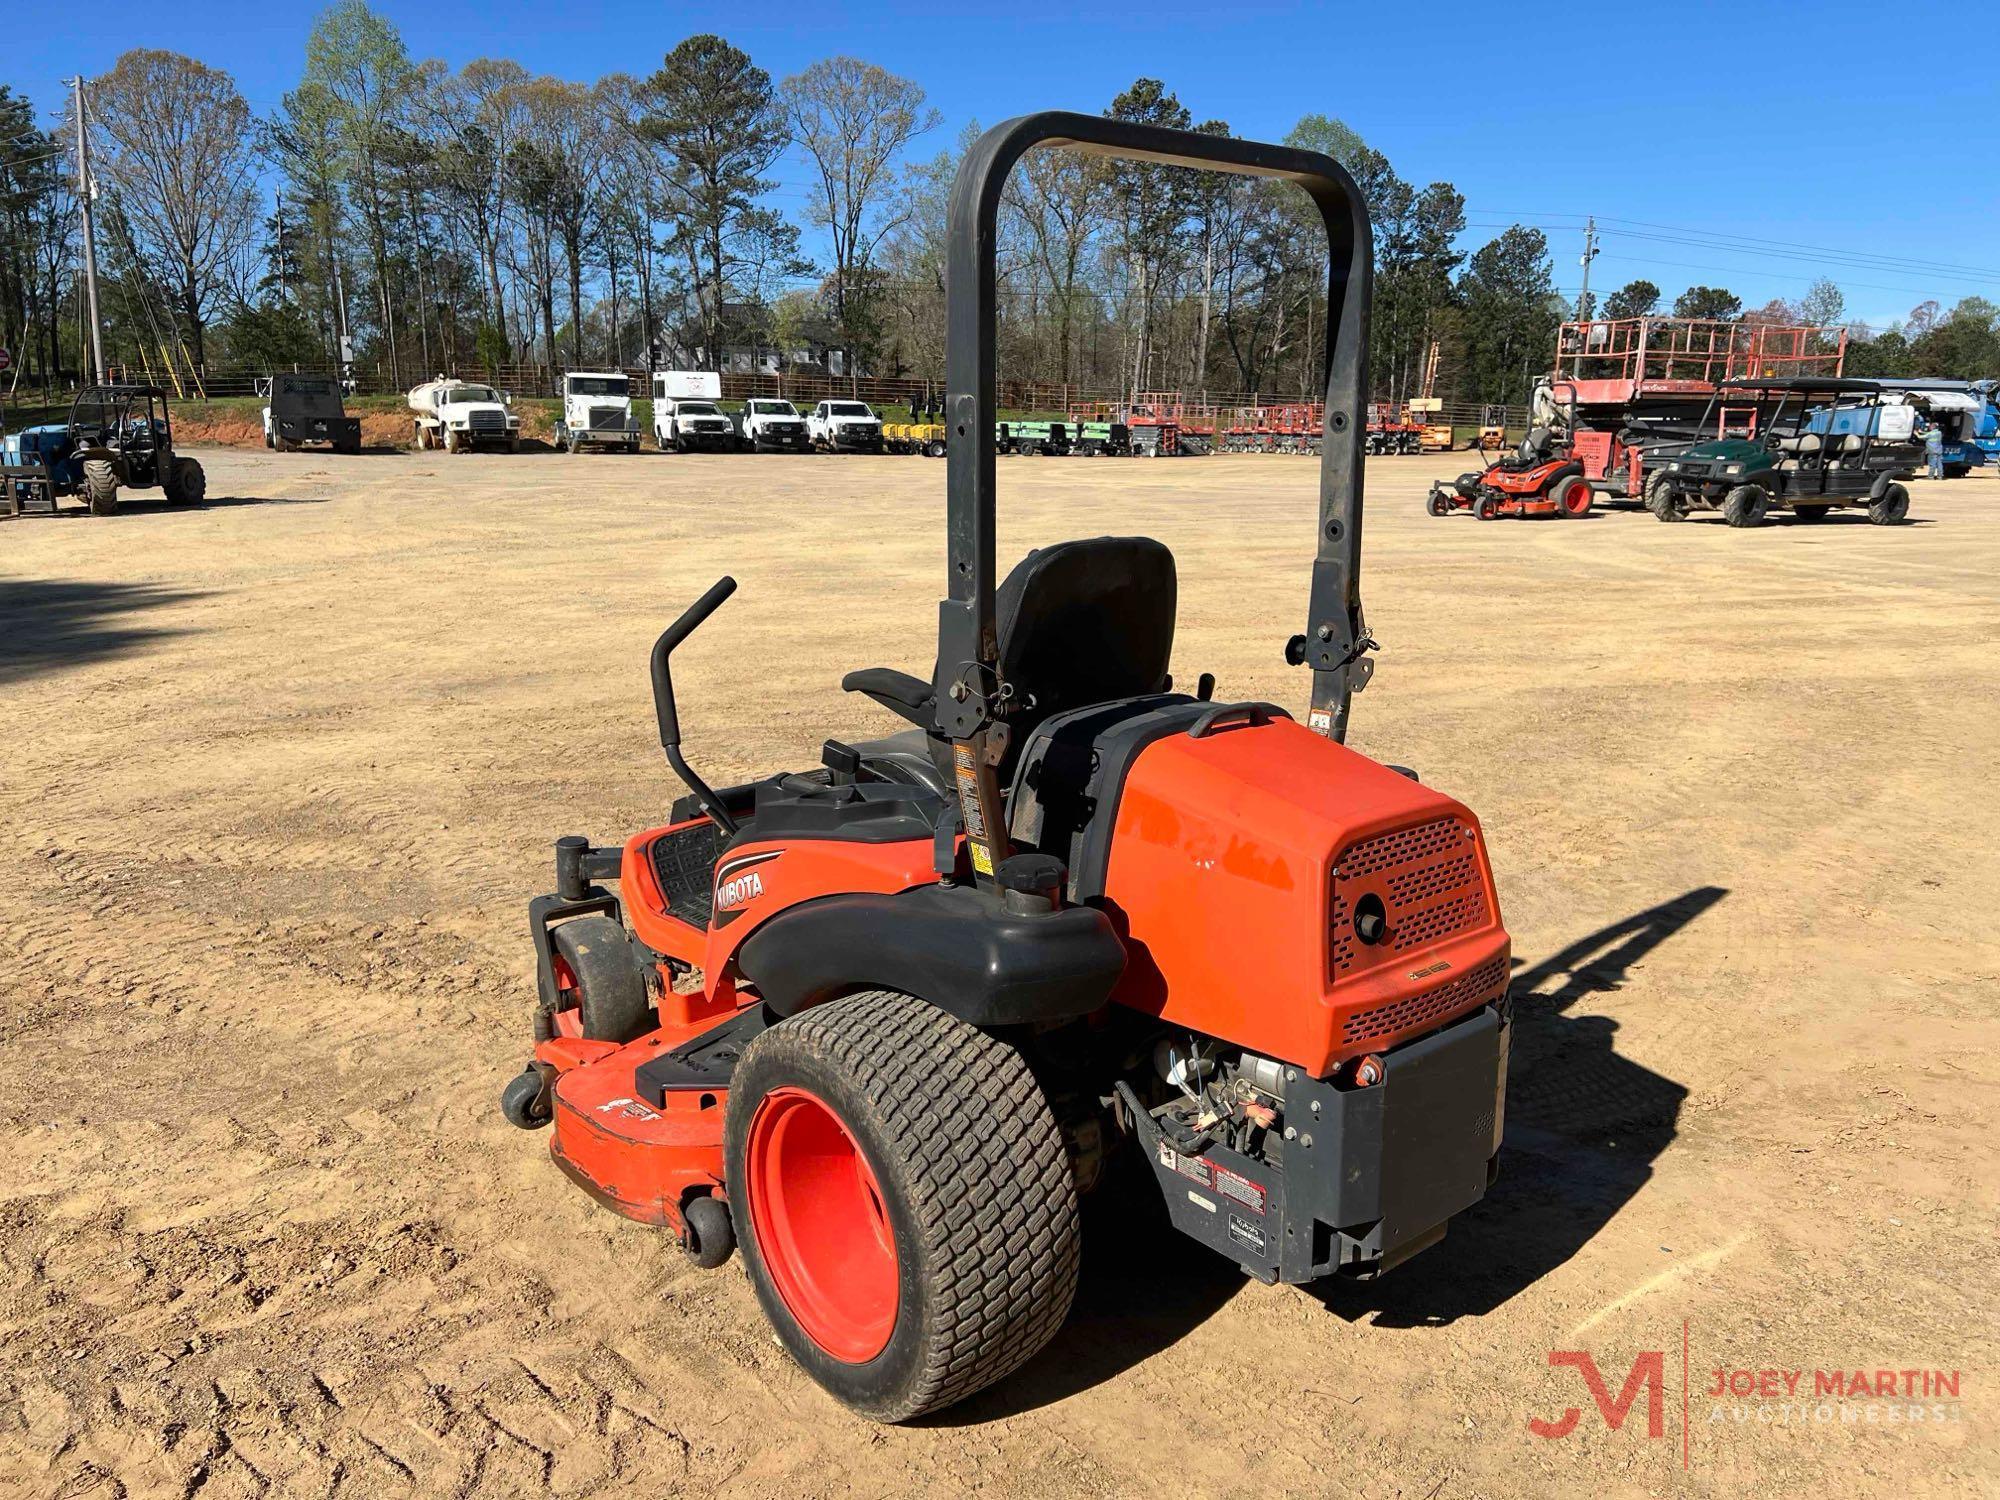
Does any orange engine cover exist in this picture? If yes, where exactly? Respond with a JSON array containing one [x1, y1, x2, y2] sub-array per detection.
[[1101, 716, 1509, 1077]]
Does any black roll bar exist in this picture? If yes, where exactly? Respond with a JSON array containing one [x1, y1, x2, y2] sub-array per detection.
[[931, 111, 1374, 883]]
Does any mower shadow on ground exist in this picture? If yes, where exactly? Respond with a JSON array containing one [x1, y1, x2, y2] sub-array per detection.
[[1310, 884, 1727, 1329], [941, 888, 1730, 1419], [0, 576, 205, 686], [918, 1160, 1249, 1425]]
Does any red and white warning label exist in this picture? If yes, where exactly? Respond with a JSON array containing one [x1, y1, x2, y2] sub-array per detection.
[[1156, 1140, 1213, 1189], [1211, 1164, 1267, 1215]]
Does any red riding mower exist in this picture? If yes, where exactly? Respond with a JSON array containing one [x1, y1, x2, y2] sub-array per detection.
[[504, 114, 1514, 1423], [1427, 426, 1593, 520]]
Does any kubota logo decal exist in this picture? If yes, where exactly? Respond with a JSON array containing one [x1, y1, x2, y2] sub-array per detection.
[[717, 870, 764, 909], [714, 851, 781, 913]]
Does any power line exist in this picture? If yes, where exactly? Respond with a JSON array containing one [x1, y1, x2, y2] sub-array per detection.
[[1588, 251, 1979, 304], [1461, 220, 1995, 302], [1468, 207, 2000, 282]]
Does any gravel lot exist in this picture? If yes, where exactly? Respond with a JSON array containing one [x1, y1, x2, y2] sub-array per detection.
[[1, 447, 1994, 1497]]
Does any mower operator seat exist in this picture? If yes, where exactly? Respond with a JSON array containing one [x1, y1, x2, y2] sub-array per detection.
[[842, 535, 1178, 794], [1500, 427, 1555, 470], [995, 536, 1177, 724]]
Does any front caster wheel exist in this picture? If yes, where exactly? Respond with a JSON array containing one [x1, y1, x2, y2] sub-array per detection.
[[681, 1194, 735, 1269], [501, 1065, 551, 1129]]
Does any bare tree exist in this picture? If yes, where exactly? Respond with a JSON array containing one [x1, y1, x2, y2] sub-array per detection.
[[424, 59, 528, 353], [506, 81, 567, 376], [779, 57, 939, 373], [304, 0, 419, 382], [532, 80, 611, 368], [1103, 79, 1198, 401], [1008, 147, 1108, 386], [268, 84, 350, 362], [85, 50, 260, 371]]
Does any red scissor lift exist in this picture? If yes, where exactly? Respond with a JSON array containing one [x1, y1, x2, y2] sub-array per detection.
[[1220, 402, 1323, 454], [1083, 392, 1219, 456], [1364, 401, 1426, 455], [1553, 317, 1846, 504]]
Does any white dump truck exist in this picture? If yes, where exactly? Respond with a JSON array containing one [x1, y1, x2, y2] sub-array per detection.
[[555, 371, 640, 454], [807, 398, 884, 452], [650, 371, 734, 453], [407, 378, 521, 453]]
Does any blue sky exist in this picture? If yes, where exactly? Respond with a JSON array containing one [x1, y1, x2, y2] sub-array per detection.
[[15, 0, 1995, 329]]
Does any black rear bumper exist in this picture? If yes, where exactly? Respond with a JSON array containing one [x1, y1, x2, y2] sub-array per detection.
[[276, 417, 361, 449], [1134, 1003, 1509, 1283]]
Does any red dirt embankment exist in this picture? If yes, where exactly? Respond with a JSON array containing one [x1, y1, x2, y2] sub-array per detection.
[[164, 400, 563, 451]]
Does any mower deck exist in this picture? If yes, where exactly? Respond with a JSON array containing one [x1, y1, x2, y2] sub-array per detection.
[[543, 1005, 758, 1227]]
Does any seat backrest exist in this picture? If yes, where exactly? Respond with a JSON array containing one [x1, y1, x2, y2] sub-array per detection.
[[987, 535, 1177, 734]]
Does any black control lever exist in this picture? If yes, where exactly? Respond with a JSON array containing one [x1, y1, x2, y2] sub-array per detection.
[[651, 576, 739, 835]]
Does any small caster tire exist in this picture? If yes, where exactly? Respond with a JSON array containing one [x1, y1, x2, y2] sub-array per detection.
[[682, 1194, 736, 1269], [501, 1065, 552, 1130]]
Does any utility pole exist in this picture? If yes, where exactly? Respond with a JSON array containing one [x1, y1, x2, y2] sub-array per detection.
[[276, 190, 290, 303], [71, 76, 105, 384], [328, 215, 353, 388], [1577, 215, 1600, 321]]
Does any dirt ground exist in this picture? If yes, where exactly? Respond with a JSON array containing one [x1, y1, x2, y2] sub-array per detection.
[[1, 448, 1995, 1499]]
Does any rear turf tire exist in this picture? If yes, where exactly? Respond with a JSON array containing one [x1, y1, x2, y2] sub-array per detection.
[[550, 917, 652, 1042], [726, 990, 1079, 1422]]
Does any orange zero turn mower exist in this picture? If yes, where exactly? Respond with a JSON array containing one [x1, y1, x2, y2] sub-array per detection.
[[504, 112, 1513, 1422]]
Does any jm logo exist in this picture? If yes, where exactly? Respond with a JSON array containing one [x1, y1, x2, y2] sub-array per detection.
[[1529, 1351, 1666, 1440]]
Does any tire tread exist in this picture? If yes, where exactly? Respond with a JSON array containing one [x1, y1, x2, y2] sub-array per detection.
[[740, 990, 1079, 1419]]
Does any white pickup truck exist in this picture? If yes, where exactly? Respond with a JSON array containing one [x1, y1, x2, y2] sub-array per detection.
[[407, 378, 521, 453], [735, 398, 811, 453], [807, 399, 885, 452], [556, 371, 640, 453], [651, 371, 735, 453]]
